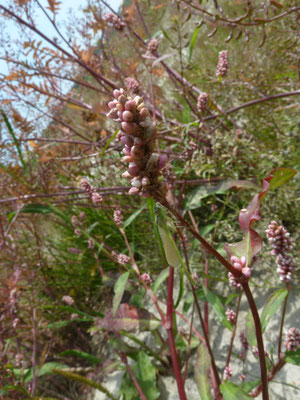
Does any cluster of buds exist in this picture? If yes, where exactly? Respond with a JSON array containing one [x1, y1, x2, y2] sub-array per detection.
[[223, 366, 232, 380], [111, 250, 130, 266], [228, 272, 242, 289], [228, 256, 251, 288], [266, 221, 293, 255], [216, 50, 229, 78], [106, 88, 167, 197], [141, 273, 152, 285], [240, 332, 249, 351], [114, 209, 123, 227], [285, 327, 300, 351], [104, 13, 125, 31], [197, 92, 208, 112], [62, 295, 74, 306], [228, 255, 251, 288], [80, 179, 103, 204], [147, 38, 158, 54], [125, 77, 140, 94], [225, 308, 237, 324], [266, 221, 295, 283]]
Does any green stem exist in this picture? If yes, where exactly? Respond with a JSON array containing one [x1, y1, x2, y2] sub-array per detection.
[[278, 284, 290, 358]]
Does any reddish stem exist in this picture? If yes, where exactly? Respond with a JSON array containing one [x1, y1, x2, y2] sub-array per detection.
[[167, 266, 187, 400], [242, 283, 269, 400]]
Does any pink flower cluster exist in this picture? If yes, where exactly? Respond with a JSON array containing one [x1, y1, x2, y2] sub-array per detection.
[[104, 13, 125, 31], [106, 88, 167, 197], [224, 366, 232, 380], [228, 255, 251, 288], [141, 273, 152, 285], [266, 221, 295, 283], [285, 327, 300, 351], [112, 251, 130, 266], [125, 77, 140, 94], [147, 38, 158, 54], [225, 308, 237, 324], [197, 92, 208, 112], [80, 179, 103, 204], [114, 209, 123, 227], [216, 50, 229, 78]]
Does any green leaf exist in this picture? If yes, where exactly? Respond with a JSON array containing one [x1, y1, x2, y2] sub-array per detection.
[[203, 287, 232, 331], [260, 289, 288, 332], [268, 168, 297, 189], [184, 179, 258, 210], [189, 26, 200, 62], [194, 343, 212, 399], [87, 221, 99, 234], [59, 350, 101, 365], [220, 381, 252, 399], [199, 224, 216, 237], [23, 362, 68, 383], [135, 352, 160, 400], [1, 108, 26, 170], [123, 204, 147, 229], [113, 272, 130, 316], [101, 129, 119, 158], [285, 348, 300, 365], [152, 268, 169, 294], [246, 310, 257, 346]]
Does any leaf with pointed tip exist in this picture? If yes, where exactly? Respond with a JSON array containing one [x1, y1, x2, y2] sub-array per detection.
[[184, 179, 259, 211], [224, 168, 296, 264], [113, 272, 129, 316], [194, 343, 212, 400]]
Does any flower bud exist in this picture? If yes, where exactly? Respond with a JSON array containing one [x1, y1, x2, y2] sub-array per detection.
[[116, 103, 124, 111], [129, 187, 140, 195], [242, 267, 251, 278], [118, 95, 127, 105], [141, 176, 150, 186], [131, 145, 144, 159], [106, 108, 118, 119], [137, 102, 145, 111], [117, 110, 123, 119], [122, 171, 132, 179], [120, 135, 133, 146], [113, 89, 121, 99], [122, 110, 134, 122], [158, 154, 167, 169], [121, 121, 136, 134], [138, 107, 148, 121], [131, 179, 142, 188], [108, 100, 118, 109], [122, 146, 131, 156], [128, 163, 140, 177], [134, 96, 143, 105], [122, 155, 134, 163], [125, 100, 136, 112]]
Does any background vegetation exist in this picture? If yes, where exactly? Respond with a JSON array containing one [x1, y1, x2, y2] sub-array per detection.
[[0, 0, 299, 399]]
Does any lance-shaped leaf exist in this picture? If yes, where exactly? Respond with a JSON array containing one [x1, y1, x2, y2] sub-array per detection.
[[113, 272, 129, 316], [96, 303, 161, 333], [224, 168, 296, 265], [194, 343, 212, 400]]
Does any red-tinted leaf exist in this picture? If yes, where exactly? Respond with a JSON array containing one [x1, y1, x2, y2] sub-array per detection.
[[96, 304, 161, 333], [225, 168, 296, 264]]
